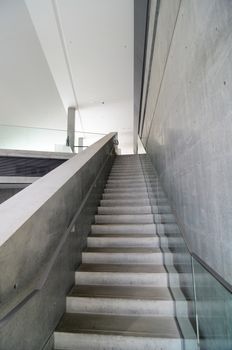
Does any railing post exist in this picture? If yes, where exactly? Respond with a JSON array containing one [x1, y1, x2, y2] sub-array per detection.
[[77, 137, 84, 152], [67, 107, 76, 152]]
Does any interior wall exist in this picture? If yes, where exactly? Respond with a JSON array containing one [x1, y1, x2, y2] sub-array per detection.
[[134, 0, 148, 153], [142, 0, 232, 284], [0, 0, 66, 129]]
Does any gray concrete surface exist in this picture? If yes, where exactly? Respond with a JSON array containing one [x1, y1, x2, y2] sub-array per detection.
[[134, 0, 149, 153], [141, 0, 232, 287], [0, 133, 116, 350], [139, 1, 232, 345], [54, 155, 197, 350]]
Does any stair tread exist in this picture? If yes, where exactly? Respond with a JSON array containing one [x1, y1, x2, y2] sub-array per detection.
[[88, 234, 158, 238], [55, 313, 181, 338], [85, 247, 161, 253], [78, 263, 167, 273], [68, 285, 173, 300]]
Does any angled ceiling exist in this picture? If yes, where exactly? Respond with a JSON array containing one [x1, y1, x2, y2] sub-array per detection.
[[25, 0, 134, 153], [0, 0, 66, 130]]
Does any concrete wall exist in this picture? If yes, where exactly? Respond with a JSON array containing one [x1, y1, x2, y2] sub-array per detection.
[[141, 0, 232, 284], [134, 0, 148, 153], [0, 134, 116, 349]]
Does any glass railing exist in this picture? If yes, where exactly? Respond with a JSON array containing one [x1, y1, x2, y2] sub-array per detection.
[[140, 154, 232, 350], [192, 256, 232, 350], [74, 131, 106, 153], [0, 124, 68, 153], [0, 125, 106, 153]]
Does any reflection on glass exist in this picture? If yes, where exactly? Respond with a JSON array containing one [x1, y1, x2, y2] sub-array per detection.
[[0, 125, 106, 153], [193, 258, 232, 350]]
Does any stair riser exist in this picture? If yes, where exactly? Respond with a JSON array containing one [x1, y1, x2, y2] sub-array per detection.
[[91, 224, 180, 235], [110, 171, 145, 174], [75, 272, 193, 288], [54, 332, 183, 350], [91, 224, 156, 235], [108, 176, 157, 180], [98, 206, 172, 215], [109, 172, 145, 175], [102, 194, 167, 200], [105, 186, 161, 192], [106, 181, 159, 185], [104, 190, 164, 196], [87, 237, 160, 248], [82, 252, 164, 264], [66, 297, 181, 316], [104, 187, 163, 193], [100, 199, 169, 206], [82, 252, 188, 265], [100, 199, 150, 207], [98, 206, 152, 215], [95, 215, 154, 224], [75, 272, 169, 287], [94, 215, 176, 224], [87, 237, 184, 248]]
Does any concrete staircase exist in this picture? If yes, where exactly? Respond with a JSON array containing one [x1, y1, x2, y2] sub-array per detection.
[[54, 155, 197, 350]]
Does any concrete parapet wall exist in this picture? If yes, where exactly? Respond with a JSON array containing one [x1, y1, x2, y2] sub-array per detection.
[[0, 133, 116, 349]]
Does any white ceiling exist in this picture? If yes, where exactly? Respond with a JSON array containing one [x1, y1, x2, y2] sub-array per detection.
[[0, 0, 66, 130], [25, 0, 134, 153]]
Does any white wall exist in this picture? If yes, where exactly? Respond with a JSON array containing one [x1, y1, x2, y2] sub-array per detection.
[[0, 0, 66, 130]]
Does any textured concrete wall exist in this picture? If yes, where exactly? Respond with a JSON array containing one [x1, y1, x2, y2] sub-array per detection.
[[134, 0, 148, 153], [0, 134, 115, 349], [142, 0, 232, 284]]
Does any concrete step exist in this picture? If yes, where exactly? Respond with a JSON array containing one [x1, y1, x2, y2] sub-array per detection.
[[100, 198, 151, 206], [95, 214, 154, 224], [66, 285, 191, 317], [100, 198, 169, 206], [91, 223, 180, 235], [110, 168, 143, 173], [91, 223, 156, 235], [82, 247, 163, 264], [109, 171, 145, 175], [82, 248, 188, 265], [54, 313, 187, 350], [94, 214, 176, 224], [75, 263, 169, 286], [102, 193, 148, 199], [107, 179, 159, 185], [98, 205, 152, 215], [104, 187, 163, 193], [106, 182, 162, 187], [108, 175, 156, 180], [102, 193, 167, 200], [87, 234, 185, 248], [98, 205, 172, 215], [75, 264, 192, 287], [87, 235, 160, 248]]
